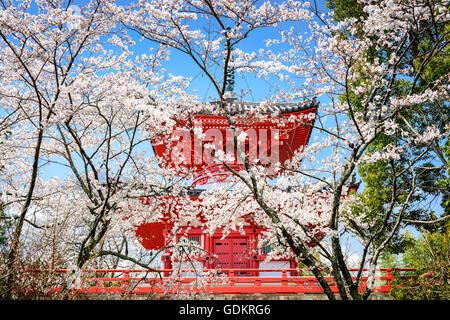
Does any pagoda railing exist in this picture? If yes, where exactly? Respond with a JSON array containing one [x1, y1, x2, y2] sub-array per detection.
[[25, 268, 418, 296]]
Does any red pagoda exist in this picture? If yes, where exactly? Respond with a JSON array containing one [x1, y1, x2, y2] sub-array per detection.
[[135, 96, 323, 274], [134, 55, 355, 276]]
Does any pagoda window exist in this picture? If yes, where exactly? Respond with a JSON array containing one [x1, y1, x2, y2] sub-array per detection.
[[177, 236, 201, 254], [262, 242, 275, 255]]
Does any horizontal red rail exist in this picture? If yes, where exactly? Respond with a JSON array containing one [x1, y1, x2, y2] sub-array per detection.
[[25, 268, 418, 296]]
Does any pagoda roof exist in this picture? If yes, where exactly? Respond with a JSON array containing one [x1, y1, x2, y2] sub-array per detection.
[[151, 97, 319, 185], [181, 174, 360, 198], [191, 97, 319, 116]]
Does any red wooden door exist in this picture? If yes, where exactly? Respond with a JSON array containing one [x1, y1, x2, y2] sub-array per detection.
[[214, 237, 250, 275], [232, 238, 250, 275], [214, 239, 232, 269]]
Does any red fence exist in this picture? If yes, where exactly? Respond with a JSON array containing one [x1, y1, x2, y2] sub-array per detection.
[[31, 268, 417, 296]]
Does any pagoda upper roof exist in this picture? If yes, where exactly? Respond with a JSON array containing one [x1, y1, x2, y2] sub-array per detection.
[[151, 98, 319, 186], [190, 97, 319, 116]]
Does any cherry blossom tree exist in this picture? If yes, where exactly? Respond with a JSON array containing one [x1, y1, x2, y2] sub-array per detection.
[[114, 0, 449, 300], [0, 0, 193, 298], [0, 0, 448, 301]]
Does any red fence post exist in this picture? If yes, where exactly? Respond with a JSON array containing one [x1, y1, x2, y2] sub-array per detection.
[[123, 271, 130, 288], [282, 271, 288, 287], [229, 270, 235, 287], [386, 269, 393, 291]]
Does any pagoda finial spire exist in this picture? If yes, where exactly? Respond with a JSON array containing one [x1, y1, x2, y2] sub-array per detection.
[[224, 28, 236, 100]]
